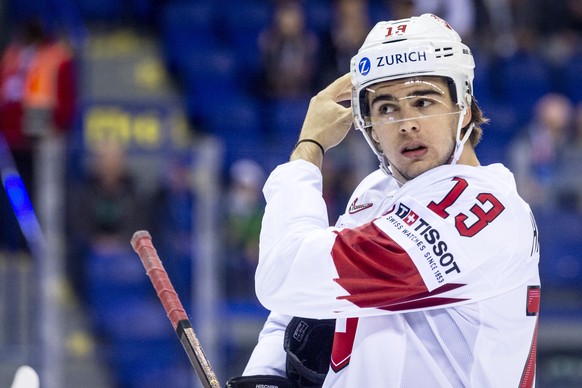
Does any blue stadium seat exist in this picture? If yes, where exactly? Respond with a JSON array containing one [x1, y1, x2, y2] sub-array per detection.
[[200, 93, 266, 170], [561, 50, 582, 104], [257, 97, 311, 171], [221, 0, 272, 38], [496, 51, 552, 126], [267, 97, 310, 144], [75, 0, 123, 22], [160, 2, 218, 74], [99, 297, 173, 340], [537, 210, 582, 290], [107, 337, 184, 387], [161, 1, 215, 35], [181, 46, 239, 96], [369, 1, 391, 25], [84, 247, 154, 331], [181, 46, 243, 126], [305, 0, 333, 35], [221, 0, 272, 73], [472, 48, 495, 107], [477, 101, 519, 165]]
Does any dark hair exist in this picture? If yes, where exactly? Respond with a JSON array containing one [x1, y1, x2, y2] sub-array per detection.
[[466, 97, 488, 147]]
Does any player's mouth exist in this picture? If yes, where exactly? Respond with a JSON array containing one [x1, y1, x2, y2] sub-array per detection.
[[400, 142, 428, 159]]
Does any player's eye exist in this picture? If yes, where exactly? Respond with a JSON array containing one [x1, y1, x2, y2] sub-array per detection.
[[413, 98, 434, 108], [378, 103, 398, 115]]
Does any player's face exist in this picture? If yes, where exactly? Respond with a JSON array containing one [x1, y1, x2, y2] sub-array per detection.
[[367, 77, 469, 182]]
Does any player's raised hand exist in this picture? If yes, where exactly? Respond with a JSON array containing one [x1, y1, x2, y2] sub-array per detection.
[[291, 73, 353, 167]]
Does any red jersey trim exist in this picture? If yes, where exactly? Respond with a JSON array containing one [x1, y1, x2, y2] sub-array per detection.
[[332, 222, 467, 311], [519, 316, 538, 388], [330, 317, 358, 373], [520, 286, 540, 387]]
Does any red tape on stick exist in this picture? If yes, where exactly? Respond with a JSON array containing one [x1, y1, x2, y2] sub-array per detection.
[[131, 230, 220, 388], [130, 230, 187, 329]]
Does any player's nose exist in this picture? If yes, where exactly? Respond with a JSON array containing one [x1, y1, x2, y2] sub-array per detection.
[[398, 115, 420, 133], [398, 105, 421, 133]]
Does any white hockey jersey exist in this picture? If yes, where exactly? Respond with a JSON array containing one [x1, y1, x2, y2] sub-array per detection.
[[248, 160, 540, 387]]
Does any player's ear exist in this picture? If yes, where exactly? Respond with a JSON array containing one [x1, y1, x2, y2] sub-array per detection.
[[371, 127, 380, 143], [369, 127, 384, 152], [461, 101, 472, 128]]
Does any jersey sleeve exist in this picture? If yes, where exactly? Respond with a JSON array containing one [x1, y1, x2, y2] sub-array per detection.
[[242, 312, 292, 377], [255, 161, 534, 319], [256, 160, 358, 318]]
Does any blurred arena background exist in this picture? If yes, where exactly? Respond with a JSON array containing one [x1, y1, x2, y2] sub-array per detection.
[[0, 0, 581, 387]]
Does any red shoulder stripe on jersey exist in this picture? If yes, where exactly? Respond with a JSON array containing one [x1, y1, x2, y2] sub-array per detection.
[[332, 221, 426, 309], [331, 222, 469, 311]]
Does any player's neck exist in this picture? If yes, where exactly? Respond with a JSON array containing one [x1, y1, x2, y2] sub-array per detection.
[[457, 145, 480, 167]]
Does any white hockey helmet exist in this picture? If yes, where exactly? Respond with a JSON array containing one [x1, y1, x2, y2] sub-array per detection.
[[350, 14, 475, 173]]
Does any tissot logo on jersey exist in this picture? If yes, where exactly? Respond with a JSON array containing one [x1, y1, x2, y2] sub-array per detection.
[[387, 203, 462, 283]]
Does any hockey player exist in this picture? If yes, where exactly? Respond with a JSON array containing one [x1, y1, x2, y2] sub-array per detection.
[[228, 13, 540, 388]]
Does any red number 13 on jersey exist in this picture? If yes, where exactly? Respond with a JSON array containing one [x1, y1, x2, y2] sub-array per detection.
[[428, 177, 505, 237]]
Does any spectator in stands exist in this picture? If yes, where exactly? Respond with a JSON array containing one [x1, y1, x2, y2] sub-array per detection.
[[67, 143, 147, 298], [318, 0, 371, 89], [0, 16, 76, 191], [509, 93, 574, 212], [223, 159, 266, 299], [0, 16, 76, 254], [258, 1, 319, 99]]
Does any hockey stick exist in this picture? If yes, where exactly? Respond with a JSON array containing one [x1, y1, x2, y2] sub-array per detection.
[[130, 230, 220, 388]]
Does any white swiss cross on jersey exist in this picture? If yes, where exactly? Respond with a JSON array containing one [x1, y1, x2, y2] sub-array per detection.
[[402, 208, 419, 225]]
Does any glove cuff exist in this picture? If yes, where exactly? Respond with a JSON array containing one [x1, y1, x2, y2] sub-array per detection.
[[225, 375, 292, 388]]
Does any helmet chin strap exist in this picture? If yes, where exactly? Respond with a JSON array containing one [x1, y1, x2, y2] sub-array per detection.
[[450, 105, 473, 165], [381, 157, 405, 186]]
